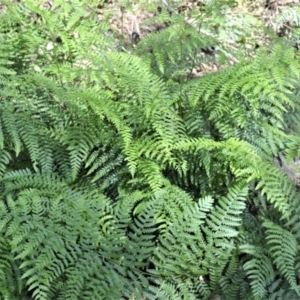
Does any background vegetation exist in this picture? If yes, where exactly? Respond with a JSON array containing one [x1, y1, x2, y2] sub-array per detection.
[[0, 0, 300, 299]]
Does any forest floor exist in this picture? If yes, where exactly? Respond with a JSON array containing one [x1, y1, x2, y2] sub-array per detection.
[[96, 0, 299, 76]]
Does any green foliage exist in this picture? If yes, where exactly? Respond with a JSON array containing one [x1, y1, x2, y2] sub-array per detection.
[[0, 0, 300, 299]]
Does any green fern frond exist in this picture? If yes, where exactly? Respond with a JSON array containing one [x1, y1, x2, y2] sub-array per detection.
[[243, 253, 275, 300], [206, 185, 247, 238], [264, 221, 299, 293]]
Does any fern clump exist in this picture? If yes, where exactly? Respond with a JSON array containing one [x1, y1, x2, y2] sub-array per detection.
[[0, 0, 300, 299]]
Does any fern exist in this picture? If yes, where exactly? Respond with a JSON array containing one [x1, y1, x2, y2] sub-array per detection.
[[243, 251, 275, 300], [0, 0, 300, 299], [264, 221, 299, 293]]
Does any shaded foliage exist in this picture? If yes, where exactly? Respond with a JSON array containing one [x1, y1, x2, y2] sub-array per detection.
[[0, 0, 300, 299]]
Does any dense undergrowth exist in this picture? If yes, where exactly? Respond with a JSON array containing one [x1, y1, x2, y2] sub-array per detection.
[[1, 0, 300, 299]]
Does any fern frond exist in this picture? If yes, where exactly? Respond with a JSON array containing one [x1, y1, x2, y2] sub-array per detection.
[[263, 221, 299, 293], [243, 253, 275, 300]]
